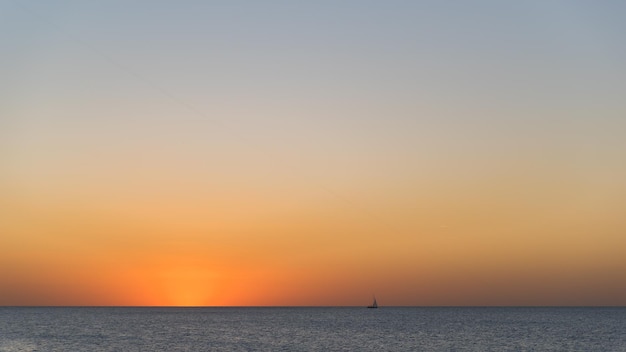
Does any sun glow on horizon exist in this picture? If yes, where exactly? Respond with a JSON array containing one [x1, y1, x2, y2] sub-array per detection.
[[141, 265, 217, 307]]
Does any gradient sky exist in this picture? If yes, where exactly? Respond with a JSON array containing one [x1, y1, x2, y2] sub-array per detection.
[[2, 1, 626, 306]]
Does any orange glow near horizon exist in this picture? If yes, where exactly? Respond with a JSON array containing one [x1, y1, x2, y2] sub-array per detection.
[[2, 161, 626, 306], [2, 167, 626, 306], [2, 181, 626, 307]]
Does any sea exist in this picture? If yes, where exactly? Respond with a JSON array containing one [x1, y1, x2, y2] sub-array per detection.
[[0, 307, 624, 351]]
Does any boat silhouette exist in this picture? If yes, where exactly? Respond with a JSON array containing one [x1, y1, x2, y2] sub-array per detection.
[[367, 296, 378, 308]]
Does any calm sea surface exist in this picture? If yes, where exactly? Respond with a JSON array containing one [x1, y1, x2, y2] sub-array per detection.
[[1, 307, 624, 351]]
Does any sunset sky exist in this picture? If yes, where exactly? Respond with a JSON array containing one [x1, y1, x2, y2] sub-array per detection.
[[2, 1, 626, 306]]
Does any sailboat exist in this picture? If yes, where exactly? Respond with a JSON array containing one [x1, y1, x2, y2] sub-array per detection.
[[367, 296, 378, 309]]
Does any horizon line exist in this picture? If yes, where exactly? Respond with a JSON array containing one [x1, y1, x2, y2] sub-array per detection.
[[2, 305, 625, 308]]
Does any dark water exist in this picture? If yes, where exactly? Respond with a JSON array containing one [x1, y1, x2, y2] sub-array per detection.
[[1, 307, 625, 351]]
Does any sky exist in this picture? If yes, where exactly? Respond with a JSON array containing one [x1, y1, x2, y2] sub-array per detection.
[[1, 0, 626, 306]]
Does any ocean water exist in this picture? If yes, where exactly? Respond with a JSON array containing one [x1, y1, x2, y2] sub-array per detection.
[[0, 307, 625, 351]]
